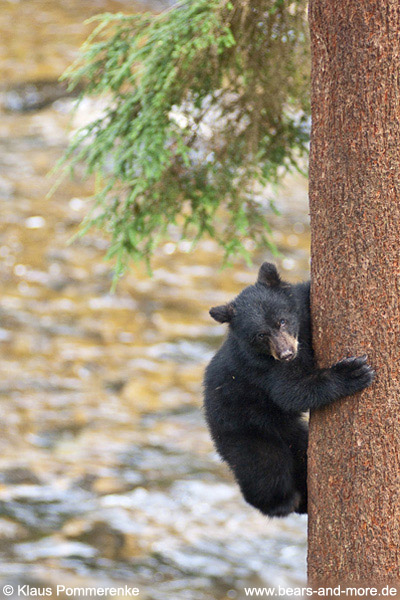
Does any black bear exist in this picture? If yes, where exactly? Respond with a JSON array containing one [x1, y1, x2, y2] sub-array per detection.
[[203, 262, 374, 517]]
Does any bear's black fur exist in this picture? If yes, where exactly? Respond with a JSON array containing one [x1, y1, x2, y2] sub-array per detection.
[[203, 262, 374, 517]]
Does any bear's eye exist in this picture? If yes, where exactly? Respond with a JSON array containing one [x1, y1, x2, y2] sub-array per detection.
[[279, 319, 287, 328], [257, 333, 266, 340]]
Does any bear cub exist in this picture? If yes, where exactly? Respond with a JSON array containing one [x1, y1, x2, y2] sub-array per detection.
[[203, 262, 374, 517]]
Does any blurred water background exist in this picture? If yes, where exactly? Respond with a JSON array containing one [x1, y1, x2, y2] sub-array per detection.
[[0, 1, 310, 598]]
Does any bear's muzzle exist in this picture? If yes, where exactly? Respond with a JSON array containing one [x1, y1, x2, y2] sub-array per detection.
[[270, 332, 298, 361]]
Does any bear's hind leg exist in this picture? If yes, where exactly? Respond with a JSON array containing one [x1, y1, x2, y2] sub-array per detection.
[[216, 432, 298, 517], [284, 419, 308, 514]]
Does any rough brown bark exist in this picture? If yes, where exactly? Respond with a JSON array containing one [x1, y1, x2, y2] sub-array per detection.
[[308, 0, 400, 586]]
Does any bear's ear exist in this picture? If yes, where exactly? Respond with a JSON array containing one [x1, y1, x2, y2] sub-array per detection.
[[209, 303, 235, 323], [257, 262, 281, 287]]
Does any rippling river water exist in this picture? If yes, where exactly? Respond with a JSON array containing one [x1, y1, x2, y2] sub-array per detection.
[[0, 2, 310, 598]]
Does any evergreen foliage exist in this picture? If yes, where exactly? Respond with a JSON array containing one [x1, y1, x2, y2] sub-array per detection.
[[58, 0, 310, 279]]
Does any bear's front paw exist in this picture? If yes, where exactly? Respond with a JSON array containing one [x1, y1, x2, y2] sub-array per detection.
[[331, 355, 375, 394]]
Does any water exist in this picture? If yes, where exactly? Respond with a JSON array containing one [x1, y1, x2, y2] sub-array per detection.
[[0, 1, 310, 598]]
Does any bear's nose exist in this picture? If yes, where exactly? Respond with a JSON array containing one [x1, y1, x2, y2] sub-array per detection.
[[280, 350, 295, 361]]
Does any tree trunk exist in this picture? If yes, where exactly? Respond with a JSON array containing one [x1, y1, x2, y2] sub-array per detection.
[[308, 0, 400, 586]]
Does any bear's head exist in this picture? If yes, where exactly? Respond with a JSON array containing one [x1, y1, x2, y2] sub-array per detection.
[[209, 262, 299, 362]]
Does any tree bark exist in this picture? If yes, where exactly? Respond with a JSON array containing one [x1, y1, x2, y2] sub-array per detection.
[[308, 0, 400, 586]]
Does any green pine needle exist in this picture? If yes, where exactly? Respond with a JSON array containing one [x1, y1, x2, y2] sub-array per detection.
[[55, 0, 310, 282]]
